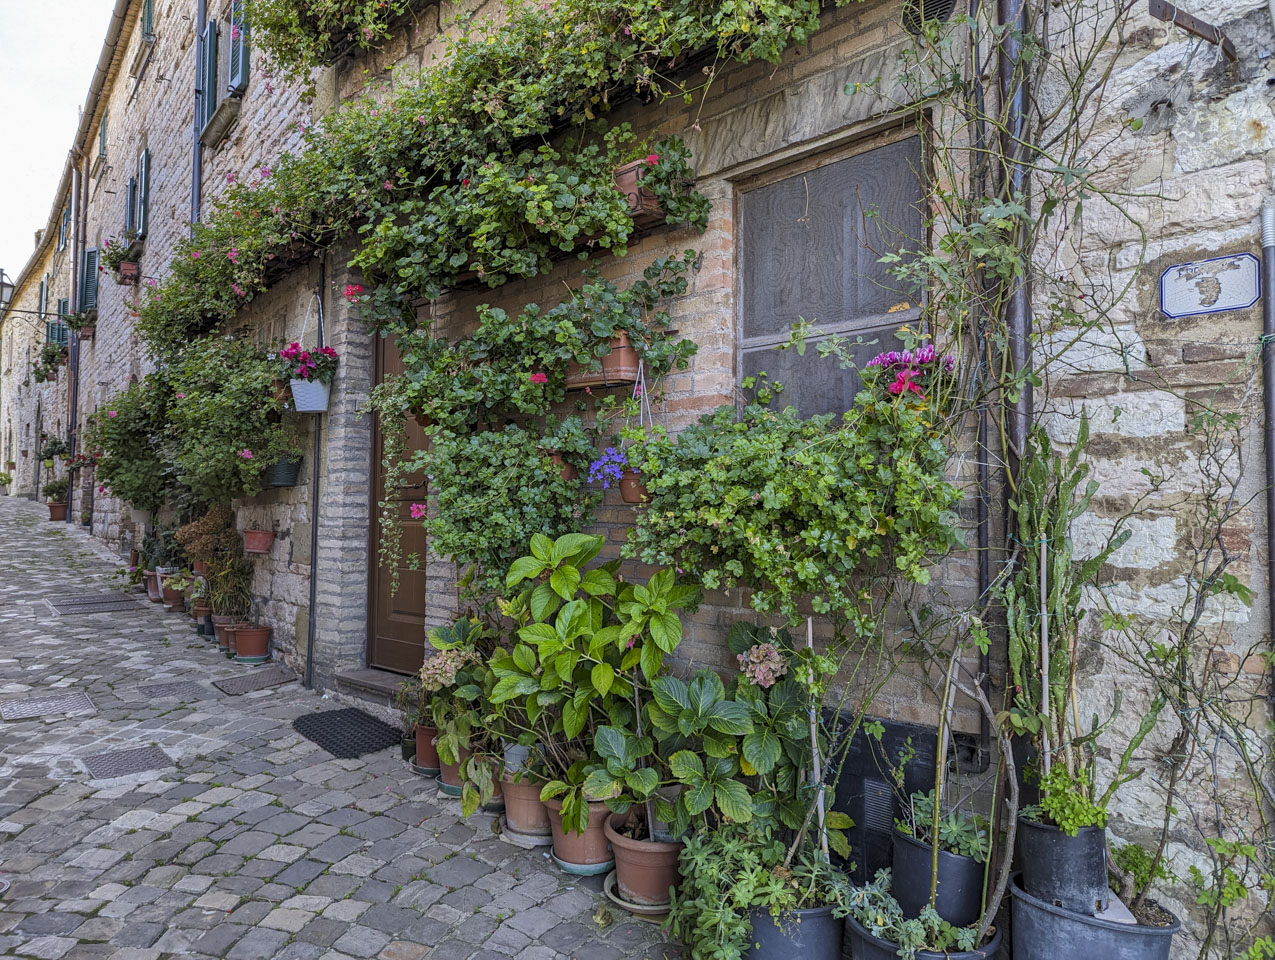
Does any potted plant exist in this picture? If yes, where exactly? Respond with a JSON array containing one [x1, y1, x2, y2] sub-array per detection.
[[402, 669, 441, 775], [43, 478, 69, 521], [491, 531, 699, 877], [39, 436, 68, 463], [207, 555, 253, 652], [65, 311, 97, 340], [279, 341, 339, 412], [0, 472, 11, 495], [243, 527, 276, 555], [891, 790, 989, 928], [844, 869, 1003, 960], [5, 460, 15, 471], [587, 447, 645, 503], [394, 678, 421, 764], [159, 571, 191, 612], [102, 236, 139, 285], [232, 603, 272, 663]]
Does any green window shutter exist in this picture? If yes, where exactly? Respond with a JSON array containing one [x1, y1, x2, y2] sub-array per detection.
[[137, 149, 150, 239], [228, 0, 249, 95], [200, 22, 219, 131], [81, 249, 99, 311], [58, 298, 69, 321], [38, 278, 47, 319], [58, 202, 70, 251], [99, 113, 107, 157], [142, 0, 154, 38], [125, 177, 137, 237]]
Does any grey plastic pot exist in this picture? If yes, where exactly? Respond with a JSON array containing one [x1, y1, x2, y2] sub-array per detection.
[[743, 904, 841, 960], [1011, 875, 1179, 960], [1017, 816, 1110, 915], [844, 912, 1003, 960], [265, 456, 303, 488], [891, 827, 986, 927]]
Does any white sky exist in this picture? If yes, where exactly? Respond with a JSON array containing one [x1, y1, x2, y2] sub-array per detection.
[[0, 0, 114, 280]]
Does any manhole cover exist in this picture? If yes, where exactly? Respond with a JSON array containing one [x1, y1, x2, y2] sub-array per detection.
[[48, 592, 144, 616], [213, 664, 296, 696], [82, 745, 173, 779], [292, 708, 402, 759], [0, 692, 95, 720], [133, 681, 215, 701]]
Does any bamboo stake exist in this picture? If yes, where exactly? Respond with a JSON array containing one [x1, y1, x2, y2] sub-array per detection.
[[1040, 536, 1051, 776], [807, 616, 828, 858]]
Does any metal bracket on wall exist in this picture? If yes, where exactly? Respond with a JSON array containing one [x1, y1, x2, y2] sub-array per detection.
[[1148, 0, 1238, 62]]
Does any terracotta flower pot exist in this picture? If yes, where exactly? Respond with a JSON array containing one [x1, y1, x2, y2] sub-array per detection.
[[143, 570, 162, 602], [77, 325, 95, 340], [5, 462, 14, 471], [440, 746, 472, 787], [613, 158, 665, 227], [619, 468, 646, 504], [117, 260, 139, 285], [47, 502, 68, 522], [565, 333, 639, 390], [192, 560, 207, 577], [212, 615, 234, 653], [543, 797, 614, 870], [232, 624, 271, 663], [502, 776, 553, 839], [190, 600, 211, 618], [161, 585, 185, 611], [225, 624, 239, 658], [243, 528, 275, 554], [605, 813, 684, 906], [415, 725, 440, 769], [549, 453, 577, 481]]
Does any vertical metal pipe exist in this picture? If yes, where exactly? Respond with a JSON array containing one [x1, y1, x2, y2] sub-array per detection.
[[1260, 200, 1275, 707], [998, 0, 1032, 473], [192, 0, 207, 231], [67, 159, 83, 526], [304, 259, 326, 689]]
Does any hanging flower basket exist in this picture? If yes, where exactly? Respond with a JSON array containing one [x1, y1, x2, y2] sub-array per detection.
[[566, 333, 640, 390], [289, 379, 331, 412], [619, 468, 647, 504], [265, 456, 303, 488], [116, 261, 140, 286], [243, 528, 276, 554]]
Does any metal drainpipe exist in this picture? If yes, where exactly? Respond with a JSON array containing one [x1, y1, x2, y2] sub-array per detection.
[[67, 156, 83, 526], [304, 259, 326, 689], [998, 0, 1032, 472], [191, 0, 207, 231], [1260, 200, 1275, 708]]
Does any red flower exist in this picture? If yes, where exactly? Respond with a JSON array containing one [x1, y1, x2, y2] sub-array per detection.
[[529, 372, 548, 385], [645, 153, 659, 166]]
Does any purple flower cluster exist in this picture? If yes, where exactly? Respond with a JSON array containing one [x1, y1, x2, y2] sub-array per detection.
[[866, 344, 955, 372], [587, 447, 629, 489]]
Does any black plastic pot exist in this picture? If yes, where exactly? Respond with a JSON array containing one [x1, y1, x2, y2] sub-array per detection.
[[845, 912, 1003, 960], [743, 904, 841, 960], [265, 456, 303, 488], [401, 737, 416, 763], [892, 827, 986, 927], [1011, 875, 1179, 960], [1017, 816, 1110, 915]]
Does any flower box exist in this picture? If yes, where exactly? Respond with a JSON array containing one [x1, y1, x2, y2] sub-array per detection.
[[116, 261, 140, 286], [290, 378, 331, 412], [243, 528, 276, 554], [566, 333, 639, 390], [77, 325, 96, 340], [614, 159, 665, 229]]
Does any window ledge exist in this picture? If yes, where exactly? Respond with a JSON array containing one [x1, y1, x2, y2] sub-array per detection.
[[199, 96, 241, 149], [129, 34, 156, 80]]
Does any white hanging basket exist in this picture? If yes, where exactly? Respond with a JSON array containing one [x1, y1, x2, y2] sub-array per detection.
[[290, 378, 331, 413], [129, 507, 151, 524]]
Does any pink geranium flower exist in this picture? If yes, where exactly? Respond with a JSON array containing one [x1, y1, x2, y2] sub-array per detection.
[[529, 372, 548, 385], [107, 411, 117, 418], [343, 284, 363, 303], [645, 153, 659, 165], [409, 503, 427, 520], [239, 449, 253, 459]]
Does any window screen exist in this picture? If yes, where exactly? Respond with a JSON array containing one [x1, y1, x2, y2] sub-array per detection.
[[739, 137, 925, 416]]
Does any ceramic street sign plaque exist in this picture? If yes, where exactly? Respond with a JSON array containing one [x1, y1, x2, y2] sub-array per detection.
[[1159, 253, 1260, 319]]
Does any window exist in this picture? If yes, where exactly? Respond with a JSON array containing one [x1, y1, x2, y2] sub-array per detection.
[[199, 4, 249, 147], [199, 20, 220, 134], [38, 276, 48, 320], [125, 149, 151, 244], [228, 0, 249, 95], [130, 0, 158, 80], [80, 248, 99, 313], [57, 201, 70, 252], [141, 0, 154, 39], [738, 136, 925, 417], [99, 114, 107, 159]]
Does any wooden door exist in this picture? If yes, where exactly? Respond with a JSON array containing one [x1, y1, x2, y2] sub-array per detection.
[[367, 336, 432, 674]]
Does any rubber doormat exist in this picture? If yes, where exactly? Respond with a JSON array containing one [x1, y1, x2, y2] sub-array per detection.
[[82, 745, 173, 779], [0, 692, 95, 720], [48, 592, 144, 615], [133, 681, 216, 701], [292, 708, 401, 759], [213, 664, 296, 696]]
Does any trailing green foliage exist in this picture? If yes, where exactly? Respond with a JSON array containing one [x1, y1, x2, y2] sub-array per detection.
[[83, 378, 172, 514], [247, 0, 414, 88], [844, 869, 980, 960]]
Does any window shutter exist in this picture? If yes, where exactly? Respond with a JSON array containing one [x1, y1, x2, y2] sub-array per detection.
[[142, 0, 154, 38], [228, 0, 249, 95], [99, 113, 108, 158], [38, 278, 47, 319], [136, 149, 150, 239], [58, 298, 69, 321], [125, 177, 138, 237], [81, 249, 99, 311], [58, 202, 70, 251], [200, 22, 219, 131]]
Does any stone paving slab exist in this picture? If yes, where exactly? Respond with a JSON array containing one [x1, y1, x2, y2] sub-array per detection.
[[0, 498, 678, 960]]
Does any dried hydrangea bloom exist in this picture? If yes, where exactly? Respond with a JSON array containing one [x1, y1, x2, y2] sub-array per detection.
[[418, 648, 478, 692], [737, 642, 788, 689]]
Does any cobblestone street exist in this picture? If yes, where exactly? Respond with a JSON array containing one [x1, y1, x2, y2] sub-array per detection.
[[0, 497, 671, 960]]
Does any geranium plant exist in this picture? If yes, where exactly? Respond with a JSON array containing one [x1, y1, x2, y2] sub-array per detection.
[[279, 342, 339, 383]]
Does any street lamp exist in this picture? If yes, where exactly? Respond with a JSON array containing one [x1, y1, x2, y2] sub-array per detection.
[[0, 269, 14, 312]]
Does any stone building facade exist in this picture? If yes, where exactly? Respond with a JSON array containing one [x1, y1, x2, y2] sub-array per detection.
[[1, 0, 1273, 953]]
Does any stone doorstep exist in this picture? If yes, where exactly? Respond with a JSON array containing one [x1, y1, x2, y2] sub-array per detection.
[[333, 668, 404, 703]]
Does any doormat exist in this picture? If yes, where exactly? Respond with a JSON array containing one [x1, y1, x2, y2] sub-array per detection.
[[133, 681, 216, 701], [48, 592, 144, 615], [0, 692, 95, 720], [82, 745, 173, 779], [292, 708, 401, 759], [213, 664, 296, 696]]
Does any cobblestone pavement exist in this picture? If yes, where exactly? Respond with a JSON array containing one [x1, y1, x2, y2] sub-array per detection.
[[0, 497, 674, 960]]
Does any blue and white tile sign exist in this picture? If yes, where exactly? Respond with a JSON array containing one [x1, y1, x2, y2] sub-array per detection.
[[1159, 253, 1260, 319]]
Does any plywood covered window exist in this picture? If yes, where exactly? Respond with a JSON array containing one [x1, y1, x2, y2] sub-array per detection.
[[738, 135, 925, 417]]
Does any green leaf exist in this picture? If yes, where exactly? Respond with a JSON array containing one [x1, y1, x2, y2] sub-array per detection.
[[563, 695, 589, 739], [580, 568, 617, 597], [594, 725, 628, 764], [827, 828, 850, 860], [649, 610, 682, 653], [684, 781, 713, 815], [529, 583, 559, 622], [825, 811, 854, 830], [506, 555, 544, 587], [551, 532, 599, 563], [583, 768, 623, 800], [669, 750, 704, 781], [591, 662, 614, 697], [549, 564, 581, 601], [554, 649, 579, 682], [706, 700, 754, 736], [714, 780, 753, 822], [625, 766, 660, 798], [512, 644, 536, 673], [529, 534, 554, 562], [640, 639, 664, 681], [741, 729, 781, 773], [652, 676, 691, 715], [518, 622, 558, 646]]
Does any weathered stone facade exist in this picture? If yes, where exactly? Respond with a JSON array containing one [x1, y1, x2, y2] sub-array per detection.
[[2, 0, 1274, 954]]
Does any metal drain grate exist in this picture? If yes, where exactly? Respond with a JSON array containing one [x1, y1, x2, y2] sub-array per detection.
[[0, 692, 95, 720], [48, 592, 144, 616], [292, 708, 402, 759], [213, 664, 296, 696], [133, 681, 216, 701], [82, 745, 173, 779]]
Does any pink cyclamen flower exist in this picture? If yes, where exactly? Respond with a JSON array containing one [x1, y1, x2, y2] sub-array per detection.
[[239, 449, 254, 459], [888, 368, 925, 398], [645, 153, 659, 165], [343, 283, 363, 302], [417, 115, 427, 124], [409, 503, 427, 520], [529, 372, 548, 385], [259, 165, 271, 178], [384, 180, 394, 190], [107, 411, 118, 418]]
